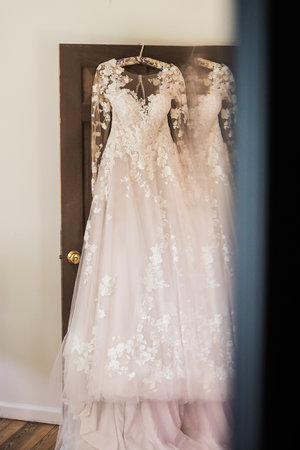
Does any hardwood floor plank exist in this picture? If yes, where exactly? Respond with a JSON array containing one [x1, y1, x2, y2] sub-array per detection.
[[31, 426, 59, 450], [0, 419, 27, 446], [0, 419, 11, 433], [0, 421, 54, 450]]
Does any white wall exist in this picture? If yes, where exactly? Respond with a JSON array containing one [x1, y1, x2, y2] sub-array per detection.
[[0, 0, 236, 424]]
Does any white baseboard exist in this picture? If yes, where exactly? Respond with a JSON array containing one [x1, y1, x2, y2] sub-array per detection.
[[0, 401, 62, 425]]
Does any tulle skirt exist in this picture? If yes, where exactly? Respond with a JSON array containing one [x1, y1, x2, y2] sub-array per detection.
[[55, 399, 233, 449], [51, 133, 235, 449]]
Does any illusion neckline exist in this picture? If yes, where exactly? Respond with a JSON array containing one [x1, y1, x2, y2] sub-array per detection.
[[114, 59, 171, 79], [121, 68, 161, 78]]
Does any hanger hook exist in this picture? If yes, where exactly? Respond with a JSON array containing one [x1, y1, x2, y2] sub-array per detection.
[[138, 42, 145, 58], [191, 45, 196, 57]]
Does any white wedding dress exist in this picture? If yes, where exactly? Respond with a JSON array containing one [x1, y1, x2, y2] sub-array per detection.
[[53, 57, 236, 449]]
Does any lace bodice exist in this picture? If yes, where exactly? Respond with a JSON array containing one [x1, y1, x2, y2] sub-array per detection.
[[91, 58, 189, 196]]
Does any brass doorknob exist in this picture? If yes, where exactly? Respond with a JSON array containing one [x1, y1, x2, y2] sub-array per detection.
[[67, 250, 81, 264]]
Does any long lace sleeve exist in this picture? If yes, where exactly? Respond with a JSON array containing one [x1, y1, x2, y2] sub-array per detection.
[[91, 66, 112, 197], [216, 64, 237, 169], [168, 66, 189, 154]]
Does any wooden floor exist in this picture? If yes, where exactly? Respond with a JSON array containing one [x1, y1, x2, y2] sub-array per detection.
[[0, 418, 59, 450]]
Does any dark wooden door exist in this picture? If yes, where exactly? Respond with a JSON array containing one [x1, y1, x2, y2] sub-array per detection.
[[59, 43, 236, 339]]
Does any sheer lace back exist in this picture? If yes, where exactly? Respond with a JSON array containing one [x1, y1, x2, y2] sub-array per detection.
[[181, 56, 237, 170]]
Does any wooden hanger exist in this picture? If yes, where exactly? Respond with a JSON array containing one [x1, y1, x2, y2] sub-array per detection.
[[116, 43, 172, 70]]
